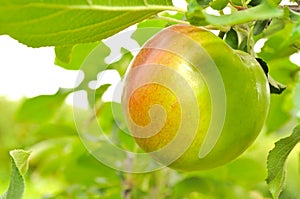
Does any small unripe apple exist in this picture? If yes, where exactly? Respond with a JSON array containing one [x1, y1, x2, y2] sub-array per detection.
[[122, 24, 270, 171]]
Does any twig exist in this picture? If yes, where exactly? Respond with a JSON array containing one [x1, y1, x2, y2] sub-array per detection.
[[284, 5, 300, 12], [121, 152, 134, 199]]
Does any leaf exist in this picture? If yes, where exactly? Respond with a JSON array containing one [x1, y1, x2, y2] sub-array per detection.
[[225, 28, 238, 49], [55, 42, 100, 70], [210, 0, 229, 10], [132, 19, 168, 46], [255, 58, 287, 94], [253, 20, 269, 36], [266, 125, 300, 199], [238, 36, 248, 52], [249, 0, 262, 6], [94, 84, 111, 102], [265, 92, 292, 134], [268, 75, 286, 94], [203, 0, 283, 26], [16, 88, 71, 123], [34, 123, 77, 139], [0, 0, 173, 47], [0, 150, 31, 199], [259, 18, 285, 37], [54, 46, 74, 64], [186, 0, 207, 26], [75, 42, 111, 106], [197, 0, 213, 7], [290, 17, 300, 44], [107, 48, 133, 76]]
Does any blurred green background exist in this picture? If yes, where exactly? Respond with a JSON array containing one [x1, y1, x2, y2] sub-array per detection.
[[0, 91, 299, 198]]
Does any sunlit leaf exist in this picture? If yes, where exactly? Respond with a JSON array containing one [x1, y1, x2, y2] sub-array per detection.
[[96, 102, 135, 151], [108, 48, 133, 77], [186, 0, 207, 25], [15, 89, 71, 123], [0, 150, 30, 199], [259, 18, 285, 38], [95, 84, 111, 102], [55, 42, 101, 70], [266, 125, 300, 199], [210, 0, 229, 10], [34, 123, 77, 139], [290, 18, 300, 44], [132, 20, 168, 46], [55, 46, 74, 64], [0, 0, 173, 47], [265, 91, 292, 134], [204, 0, 283, 26], [75, 42, 111, 106]]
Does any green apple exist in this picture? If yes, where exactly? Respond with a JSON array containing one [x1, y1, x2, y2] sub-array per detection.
[[121, 24, 270, 171]]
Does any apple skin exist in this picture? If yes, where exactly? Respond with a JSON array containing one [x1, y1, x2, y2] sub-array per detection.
[[121, 24, 270, 171]]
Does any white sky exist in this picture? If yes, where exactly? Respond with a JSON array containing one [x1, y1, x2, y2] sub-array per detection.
[[0, 0, 299, 101], [0, 36, 79, 100]]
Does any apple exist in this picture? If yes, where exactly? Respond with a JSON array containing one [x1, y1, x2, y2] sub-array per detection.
[[121, 24, 270, 171]]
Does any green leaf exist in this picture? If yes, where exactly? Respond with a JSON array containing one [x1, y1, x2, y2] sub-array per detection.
[[203, 0, 283, 26], [258, 22, 299, 89], [0, 150, 30, 199], [210, 0, 229, 10], [259, 18, 285, 38], [255, 58, 287, 94], [16, 89, 71, 123], [266, 125, 300, 199], [132, 19, 168, 46], [55, 42, 100, 70], [54, 46, 74, 64], [290, 18, 300, 44], [75, 42, 111, 106], [249, 0, 262, 6], [238, 37, 248, 52], [265, 92, 292, 134], [0, 0, 173, 47], [29, 138, 78, 175], [34, 123, 77, 139], [197, 0, 213, 7], [95, 84, 111, 102], [225, 28, 238, 49], [107, 48, 133, 77], [253, 20, 269, 36], [186, 0, 207, 26], [268, 75, 286, 94], [288, 8, 300, 22]]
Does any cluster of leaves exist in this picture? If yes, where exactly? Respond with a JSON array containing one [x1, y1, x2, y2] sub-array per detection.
[[0, 0, 300, 198]]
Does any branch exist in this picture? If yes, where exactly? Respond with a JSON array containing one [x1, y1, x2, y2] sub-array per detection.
[[121, 152, 134, 199], [283, 5, 300, 12], [234, 5, 300, 12]]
